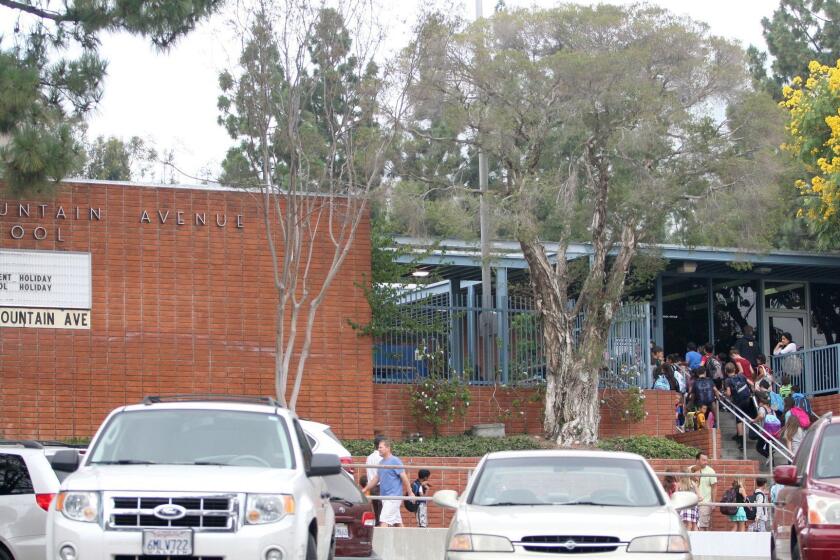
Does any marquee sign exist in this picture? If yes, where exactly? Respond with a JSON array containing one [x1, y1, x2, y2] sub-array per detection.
[[0, 249, 92, 329]]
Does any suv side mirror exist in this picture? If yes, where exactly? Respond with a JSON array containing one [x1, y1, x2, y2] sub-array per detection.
[[307, 453, 341, 477], [50, 449, 81, 472], [774, 464, 799, 486]]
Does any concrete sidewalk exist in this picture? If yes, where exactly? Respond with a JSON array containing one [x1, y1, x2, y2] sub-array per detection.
[[373, 528, 770, 560]]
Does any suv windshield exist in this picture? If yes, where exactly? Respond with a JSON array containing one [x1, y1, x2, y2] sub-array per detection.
[[88, 409, 294, 468], [468, 456, 662, 507], [815, 424, 840, 479]]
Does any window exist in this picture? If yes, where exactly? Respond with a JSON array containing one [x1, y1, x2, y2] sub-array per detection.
[[814, 424, 840, 479], [662, 278, 709, 356], [87, 410, 295, 469], [293, 420, 313, 471], [794, 426, 818, 478], [765, 282, 806, 311], [467, 456, 662, 507], [324, 474, 365, 504], [810, 283, 840, 347], [0, 454, 34, 495], [713, 279, 758, 353]]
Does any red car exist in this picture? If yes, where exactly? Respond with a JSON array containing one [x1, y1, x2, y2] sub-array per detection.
[[324, 471, 379, 560], [772, 414, 840, 560]]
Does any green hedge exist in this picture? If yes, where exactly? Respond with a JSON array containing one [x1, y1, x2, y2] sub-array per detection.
[[597, 436, 699, 459], [343, 435, 544, 457]]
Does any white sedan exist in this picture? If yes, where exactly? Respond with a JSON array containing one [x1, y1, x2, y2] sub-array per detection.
[[433, 449, 697, 559]]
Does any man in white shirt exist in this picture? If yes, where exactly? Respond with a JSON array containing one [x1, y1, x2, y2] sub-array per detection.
[[365, 435, 384, 523]]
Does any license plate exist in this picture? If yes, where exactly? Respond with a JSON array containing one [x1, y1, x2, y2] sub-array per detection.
[[142, 529, 193, 556], [334, 523, 350, 539]]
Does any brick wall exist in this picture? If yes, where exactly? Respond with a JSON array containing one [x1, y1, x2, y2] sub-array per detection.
[[372, 385, 679, 439], [812, 393, 840, 416], [0, 181, 373, 439], [355, 456, 761, 531], [668, 429, 722, 460]]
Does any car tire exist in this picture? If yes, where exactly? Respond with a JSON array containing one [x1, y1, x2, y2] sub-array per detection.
[[0, 546, 12, 560], [306, 533, 317, 560]]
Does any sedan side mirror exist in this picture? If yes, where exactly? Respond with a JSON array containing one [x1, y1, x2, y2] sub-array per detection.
[[670, 491, 699, 510], [433, 489, 459, 510], [50, 449, 81, 472], [774, 464, 799, 486], [307, 453, 341, 477]]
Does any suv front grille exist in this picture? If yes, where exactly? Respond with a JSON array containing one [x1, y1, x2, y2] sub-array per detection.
[[106, 493, 238, 532], [114, 556, 224, 560], [518, 535, 622, 554]]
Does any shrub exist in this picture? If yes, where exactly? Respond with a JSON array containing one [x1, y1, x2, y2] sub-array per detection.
[[343, 435, 544, 457], [597, 435, 699, 459]]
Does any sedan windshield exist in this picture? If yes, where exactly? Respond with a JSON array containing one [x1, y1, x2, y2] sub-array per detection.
[[468, 456, 662, 507], [88, 409, 294, 469], [815, 424, 840, 479]]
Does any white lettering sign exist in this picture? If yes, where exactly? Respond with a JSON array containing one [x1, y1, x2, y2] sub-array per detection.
[[0, 249, 91, 309], [0, 307, 91, 329]]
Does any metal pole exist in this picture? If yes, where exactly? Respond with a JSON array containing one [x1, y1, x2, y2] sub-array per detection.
[[476, 0, 494, 381]]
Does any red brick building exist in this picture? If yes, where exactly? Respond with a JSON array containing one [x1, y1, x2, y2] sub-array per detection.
[[0, 180, 373, 440]]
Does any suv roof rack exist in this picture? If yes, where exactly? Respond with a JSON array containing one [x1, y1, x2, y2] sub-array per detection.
[[142, 394, 281, 407], [0, 440, 44, 449]]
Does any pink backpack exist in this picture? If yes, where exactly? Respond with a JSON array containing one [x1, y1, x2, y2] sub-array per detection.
[[790, 406, 811, 429]]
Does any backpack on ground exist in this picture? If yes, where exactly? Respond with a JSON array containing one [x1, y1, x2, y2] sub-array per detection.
[[763, 409, 782, 437], [706, 357, 723, 380], [729, 374, 751, 404], [693, 377, 715, 407], [790, 406, 811, 429], [769, 391, 784, 413], [720, 488, 738, 516], [653, 375, 671, 391]]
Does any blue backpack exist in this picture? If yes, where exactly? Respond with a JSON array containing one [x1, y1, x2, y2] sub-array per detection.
[[769, 391, 784, 413], [653, 375, 671, 391]]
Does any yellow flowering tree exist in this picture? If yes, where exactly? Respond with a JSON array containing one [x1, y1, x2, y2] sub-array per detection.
[[781, 60, 840, 246]]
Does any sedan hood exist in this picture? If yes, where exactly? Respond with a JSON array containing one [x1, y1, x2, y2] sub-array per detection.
[[461, 504, 678, 541], [64, 465, 299, 494]]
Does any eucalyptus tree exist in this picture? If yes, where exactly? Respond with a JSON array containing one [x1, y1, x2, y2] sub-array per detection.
[[217, 0, 416, 409], [403, 5, 781, 445]]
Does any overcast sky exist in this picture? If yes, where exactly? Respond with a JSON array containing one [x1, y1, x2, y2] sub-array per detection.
[[83, 0, 780, 183]]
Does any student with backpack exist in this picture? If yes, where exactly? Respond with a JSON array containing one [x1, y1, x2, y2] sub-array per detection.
[[701, 344, 724, 389], [753, 394, 782, 461], [690, 367, 718, 429], [724, 362, 755, 441], [781, 409, 806, 459], [652, 364, 678, 391], [406, 469, 431, 527], [746, 478, 769, 532], [721, 479, 747, 532], [784, 395, 812, 429], [790, 385, 817, 421]]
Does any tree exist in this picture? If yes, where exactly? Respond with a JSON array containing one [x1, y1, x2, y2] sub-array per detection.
[[780, 59, 840, 247], [217, 0, 414, 409], [0, 0, 221, 195], [76, 135, 158, 181], [402, 5, 780, 445], [748, 0, 839, 96]]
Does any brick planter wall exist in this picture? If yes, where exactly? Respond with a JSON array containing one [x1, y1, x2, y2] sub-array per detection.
[[372, 385, 679, 440], [812, 394, 840, 416], [355, 455, 761, 531], [0, 181, 373, 439], [668, 429, 723, 460]]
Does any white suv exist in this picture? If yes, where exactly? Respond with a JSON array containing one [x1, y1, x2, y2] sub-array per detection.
[[0, 441, 81, 560], [46, 396, 342, 560]]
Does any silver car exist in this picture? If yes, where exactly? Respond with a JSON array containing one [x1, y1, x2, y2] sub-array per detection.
[[433, 449, 697, 559]]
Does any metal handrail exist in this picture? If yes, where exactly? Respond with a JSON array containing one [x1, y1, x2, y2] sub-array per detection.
[[717, 395, 793, 465]]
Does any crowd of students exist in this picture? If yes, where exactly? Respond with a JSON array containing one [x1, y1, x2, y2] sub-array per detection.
[[650, 328, 818, 463]]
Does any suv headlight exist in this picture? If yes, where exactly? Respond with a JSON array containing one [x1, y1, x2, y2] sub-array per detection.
[[245, 494, 295, 524], [56, 492, 100, 523], [627, 535, 690, 553], [807, 494, 840, 525], [448, 533, 514, 552]]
